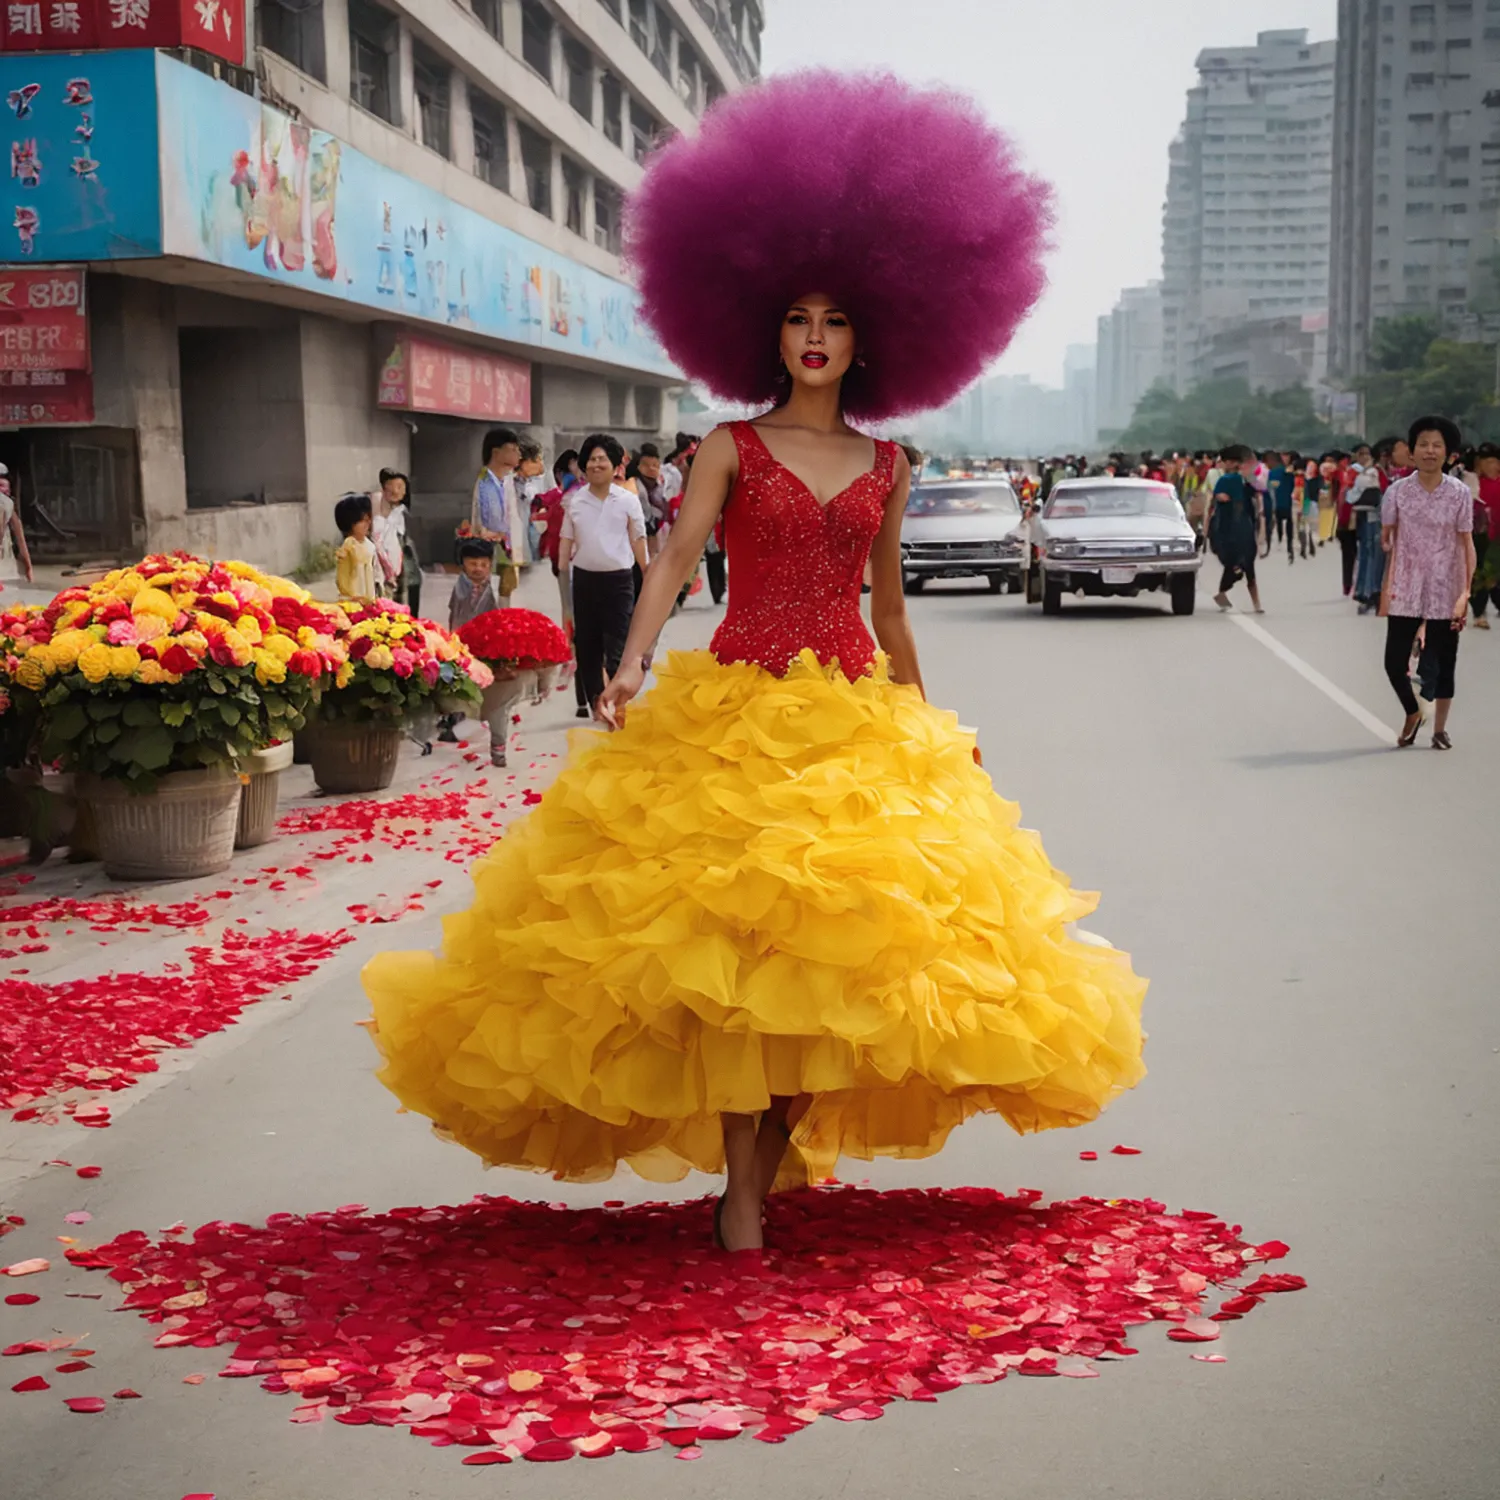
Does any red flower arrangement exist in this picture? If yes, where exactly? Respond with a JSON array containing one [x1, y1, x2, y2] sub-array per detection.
[[457, 608, 570, 670]]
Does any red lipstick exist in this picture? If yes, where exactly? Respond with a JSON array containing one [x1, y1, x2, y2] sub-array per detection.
[[800, 352, 828, 368]]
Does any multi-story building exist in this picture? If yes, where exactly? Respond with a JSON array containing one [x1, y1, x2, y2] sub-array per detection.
[[1329, 0, 1500, 379], [1160, 29, 1337, 394], [1062, 342, 1097, 451], [1096, 282, 1164, 439], [0, 0, 762, 569]]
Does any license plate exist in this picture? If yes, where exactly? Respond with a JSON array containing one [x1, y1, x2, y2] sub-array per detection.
[[1101, 567, 1136, 584]]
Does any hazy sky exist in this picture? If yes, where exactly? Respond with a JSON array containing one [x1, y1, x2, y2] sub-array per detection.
[[761, 0, 1338, 388]]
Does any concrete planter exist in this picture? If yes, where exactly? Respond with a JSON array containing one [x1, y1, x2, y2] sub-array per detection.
[[235, 741, 294, 849], [80, 767, 242, 881], [306, 720, 402, 794]]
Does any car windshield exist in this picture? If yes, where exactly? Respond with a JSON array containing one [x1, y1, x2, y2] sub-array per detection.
[[1044, 486, 1180, 520], [905, 484, 1019, 517]]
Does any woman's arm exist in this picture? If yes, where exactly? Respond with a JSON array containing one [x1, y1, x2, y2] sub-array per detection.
[[598, 429, 736, 720], [1454, 530, 1477, 621], [9, 513, 32, 583], [868, 448, 924, 695], [631, 533, 650, 572]]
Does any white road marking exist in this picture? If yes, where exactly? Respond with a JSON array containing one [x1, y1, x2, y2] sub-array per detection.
[[1217, 606, 1391, 743]]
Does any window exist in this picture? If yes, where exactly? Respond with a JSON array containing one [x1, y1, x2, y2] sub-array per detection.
[[257, 0, 326, 80], [521, 0, 552, 78], [517, 121, 552, 217], [1410, 3, 1434, 19], [635, 385, 661, 431], [349, 0, 396, 123], [562, 156, 586, 236], [676, 40, 698, 108], [413, 46, 450, 158], [1410, 38, 1435, 50], [650, 12, 671, 77], [594, 180, 621, 253], [1447, 36, 1472, 46], [608, 381, 628, 426], [1443, 201, 1469, 211], [599, 0, 619, 17], [601, 72, 623, 146], [472, 92, 507, 190], [629, 99, 657, 164], [628, 0, 647, 50], [473, 0, 501, 43], [564, 36, 592, 119]]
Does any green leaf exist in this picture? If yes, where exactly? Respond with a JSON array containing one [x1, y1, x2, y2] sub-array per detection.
[[217, 702, 241, 727], [122, 698, 160, 728], [86, 695, 120, 721], [118, 724, 175, 771], [160, 701, 191, 727], [94, 719, 122, 744], [47, 701, 87, 740]]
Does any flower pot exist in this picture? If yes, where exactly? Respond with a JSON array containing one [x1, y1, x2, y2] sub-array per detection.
[[235, 741, 294, 849], [292, 727, 313, 764], [306, 720, 403, 794], [80, 767, 243, 881]]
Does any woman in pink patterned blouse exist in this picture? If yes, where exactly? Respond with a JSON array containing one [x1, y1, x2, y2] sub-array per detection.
[[1381, 416, 1477, 749]]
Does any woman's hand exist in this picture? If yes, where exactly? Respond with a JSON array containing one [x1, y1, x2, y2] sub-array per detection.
[[596, 655, 646, 728]]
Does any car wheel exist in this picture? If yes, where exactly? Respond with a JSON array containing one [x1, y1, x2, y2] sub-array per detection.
[[987, 573, 1005, 594], [1170, 574, 1197, 616], [1006, 574, 1024, 595], [903, 573, 924, 596], [1041, 577, 1063, 615]]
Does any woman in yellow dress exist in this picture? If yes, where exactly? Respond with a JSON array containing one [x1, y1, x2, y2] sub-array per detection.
[[364, 71, 1147, 1253]]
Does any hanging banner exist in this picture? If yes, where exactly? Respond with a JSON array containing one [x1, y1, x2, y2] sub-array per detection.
[[0, 366, 92, 422], [378, 334, 532, 423], [0, 0, 243, 65], [0, 265, 87, 370]]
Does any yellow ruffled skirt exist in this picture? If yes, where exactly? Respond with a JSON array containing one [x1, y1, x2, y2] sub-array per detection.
[[363, 650, 1146, 1184]]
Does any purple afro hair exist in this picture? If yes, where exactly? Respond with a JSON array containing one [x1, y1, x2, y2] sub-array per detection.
[[625, 71, 1053, 424]]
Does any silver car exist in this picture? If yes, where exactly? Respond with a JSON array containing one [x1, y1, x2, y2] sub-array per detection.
[[1030, 478, 1202, 616], [900, 480, 1025, 595]]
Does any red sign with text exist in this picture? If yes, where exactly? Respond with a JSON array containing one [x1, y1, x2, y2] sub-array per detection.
[[0, 266, 88, 371], [0, 0, 243, 64], [378, 335, 532, 424], [0, 367, 92, 423]]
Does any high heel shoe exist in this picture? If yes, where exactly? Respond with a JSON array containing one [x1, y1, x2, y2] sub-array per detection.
[[1396, 711, 1425, 748]]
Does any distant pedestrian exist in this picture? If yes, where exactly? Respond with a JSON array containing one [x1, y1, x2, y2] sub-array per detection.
[[1472, 443, 1500, 627], [1381, 416, 1476, 749], [560, 434, 650, 720], [0, 467, 34, 584], [334, 493, 377, 602], [1209, 444, 1264, 613], [1268, 451, 1296, 559], [1336, 446, 1366, 597]]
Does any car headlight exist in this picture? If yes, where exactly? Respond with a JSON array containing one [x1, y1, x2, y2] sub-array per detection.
[[1159, 538, 1196, 555], [1046, 542, 1083, 558]]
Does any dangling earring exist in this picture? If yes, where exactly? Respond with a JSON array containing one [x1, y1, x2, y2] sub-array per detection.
[[855, 354, 867, 368]]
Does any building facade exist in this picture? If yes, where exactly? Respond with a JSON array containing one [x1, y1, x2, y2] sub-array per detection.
[[1096, 282, 1164, 439], [1329, 0, 1500, 379], [1161, 29, 1337, 394], [0, 0, 762, 570]]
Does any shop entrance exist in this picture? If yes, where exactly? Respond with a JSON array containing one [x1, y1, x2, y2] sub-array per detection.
[[0, 427, 142, 564]]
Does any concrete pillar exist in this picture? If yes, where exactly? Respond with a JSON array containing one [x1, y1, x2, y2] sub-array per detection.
[[395, 19, 413, 134], [323, 0, 350, 98], [589, 63, 604, 132], [582, 173, 596, 245], [548, 14, 564, 95], [506, 111, 524, 206], [500, 0, 521, 58], [548, 140, 563, 226], [450, 69, 475, 174]]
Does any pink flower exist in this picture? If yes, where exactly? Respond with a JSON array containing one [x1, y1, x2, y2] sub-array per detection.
[[420, 659, 441, 687], [106, 619, 140, 646], [390, 648, 416, 679]]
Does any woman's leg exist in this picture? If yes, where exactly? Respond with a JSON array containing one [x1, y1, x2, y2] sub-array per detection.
[[1428, 619, 1459, 735], [1384, 615, 1422, 717], [1471, 535, 1490, 621], [719, 1113, 763, 1250], [1339, 530, 1358, 595], [572, 569, 605, 707]]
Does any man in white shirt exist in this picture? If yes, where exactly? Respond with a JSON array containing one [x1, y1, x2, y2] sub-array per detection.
[[559, 433, 650, 719]]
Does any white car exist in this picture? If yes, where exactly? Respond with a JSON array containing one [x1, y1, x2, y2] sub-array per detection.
[[899, 480, 1026, 595], [1029, 479, 1202, 616]]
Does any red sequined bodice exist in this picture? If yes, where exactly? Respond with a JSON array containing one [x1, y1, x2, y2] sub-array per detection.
[[710, 421, 896, 677]]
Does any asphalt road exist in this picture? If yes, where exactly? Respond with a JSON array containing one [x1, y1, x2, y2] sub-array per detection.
[[1, 551, 1495, 1500]]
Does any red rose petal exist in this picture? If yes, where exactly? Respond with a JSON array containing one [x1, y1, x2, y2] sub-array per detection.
[[523, 1440, 576, 1463], [675, 1445, 703, 1460], [75, 1167, 102, 1179], [460, 1452, 511, 1465], [112, 1388, 142, 1399], [11, 1375, 49, 1392], [63, 1396, 106, 1413], [54, 1360, 92, 1373], [4, 1293, 39, 1305], [1078, 1151, 1098, 1161], [1110, 1145, 1142, 1156]]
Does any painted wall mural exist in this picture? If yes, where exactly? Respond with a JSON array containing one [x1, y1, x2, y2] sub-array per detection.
[[155, 55, 672, 379], [0, 49, 161, 262]]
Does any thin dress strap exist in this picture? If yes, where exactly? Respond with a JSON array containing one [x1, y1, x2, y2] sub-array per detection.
[[725, 420, 774, 478]]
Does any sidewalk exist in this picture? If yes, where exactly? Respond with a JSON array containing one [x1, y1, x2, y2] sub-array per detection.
[[0, 573, 724, 1194]]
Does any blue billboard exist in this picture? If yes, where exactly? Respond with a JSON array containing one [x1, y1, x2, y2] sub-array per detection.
[[153, 55, 672, 377], [0, 50, 162, 262]]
